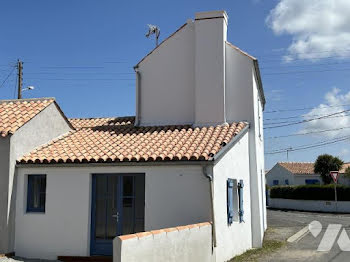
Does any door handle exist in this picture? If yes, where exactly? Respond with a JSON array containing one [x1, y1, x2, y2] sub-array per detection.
[[112, 212, 119, 222]]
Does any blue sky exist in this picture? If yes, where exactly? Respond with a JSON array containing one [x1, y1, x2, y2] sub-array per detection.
[[1, 0, 350, 169]]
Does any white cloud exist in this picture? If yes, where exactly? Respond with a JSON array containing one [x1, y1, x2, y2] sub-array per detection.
[[266, 0, 350, 61], [300, 88, 350, 138]]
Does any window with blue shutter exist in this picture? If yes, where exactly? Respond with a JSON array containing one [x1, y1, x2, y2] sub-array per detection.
[[238, 180, 244, 223], [27, 175, 46, 213], [227, 179, 234, 225]]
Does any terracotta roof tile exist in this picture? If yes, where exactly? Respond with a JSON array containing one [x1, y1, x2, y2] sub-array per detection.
[[19, 117, 247, 164], [278, 162, 315, 174], [278, 162, 350, 175], [0, 98, 55, 137]]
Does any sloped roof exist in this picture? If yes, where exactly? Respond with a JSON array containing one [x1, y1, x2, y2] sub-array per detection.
[[0, 98, 55, 137], [278, 162, 350, 175], [69, 116, 134, 129], [19, 117, 247, 164], [278, 162, 315, 174]]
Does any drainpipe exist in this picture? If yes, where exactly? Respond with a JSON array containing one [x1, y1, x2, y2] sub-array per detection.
[[134, 66, 141, 126], [203, 165, 217, 248]]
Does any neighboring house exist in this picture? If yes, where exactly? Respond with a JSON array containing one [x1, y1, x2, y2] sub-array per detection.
[[0, 11, 266, 262], [0, 98, 73, 254], [266, 162, 350, 186]]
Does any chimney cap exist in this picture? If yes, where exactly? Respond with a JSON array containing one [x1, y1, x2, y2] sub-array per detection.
[[195, 10, 228, 23]]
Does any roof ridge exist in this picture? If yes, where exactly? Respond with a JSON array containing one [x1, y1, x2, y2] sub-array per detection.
[[135, 23, 187, 67], [0, 97, 55, 104], [225, 41, 257, 60], [69, 116, 135, 120], [278, 161, 314, 164]]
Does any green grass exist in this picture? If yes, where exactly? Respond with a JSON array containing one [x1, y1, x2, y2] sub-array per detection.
[[229, 240, 285, 262]]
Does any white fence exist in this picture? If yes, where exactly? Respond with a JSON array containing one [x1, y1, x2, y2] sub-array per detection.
[[113, 222, 214, 262], [269, 198, 350, 213]]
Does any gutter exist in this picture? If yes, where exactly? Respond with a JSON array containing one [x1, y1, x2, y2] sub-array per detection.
[[202, 165, 217, 248], [134, 66, 141, 126], [210, 124, 249, 164], [16, 160, 212, 168]]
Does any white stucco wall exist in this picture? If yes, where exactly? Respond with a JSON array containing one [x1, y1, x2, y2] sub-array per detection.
[[269, 198, 350, 213], [137, 11, 228, 126], [15, 164, 211, 260], [114, 223, 213, 262], [137, 22, 195, 126], [225, 43, 266, 247], [0, 102, 72, 254], [293, 174, 322, 185], [266, 164, 294, 186], [213, 132, 252, 262]]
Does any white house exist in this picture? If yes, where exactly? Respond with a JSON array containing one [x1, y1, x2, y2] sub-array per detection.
[[266, 162, 350, 186], [0, 10, 266, 262]]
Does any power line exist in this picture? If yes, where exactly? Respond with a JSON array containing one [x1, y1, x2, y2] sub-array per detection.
[[264, 109, 350, 129], [265, 126, 350, 139], [40, 66, 105, 69], [265, 104, 350, 114], [263, 67, 350, 76], [25, 78, 134, 81], [260, 60, 350, 70], [265, 112, 350, 126], [265, 110, 350, 122], [0, 67, 16, 88], [266, 135, 350, 155]]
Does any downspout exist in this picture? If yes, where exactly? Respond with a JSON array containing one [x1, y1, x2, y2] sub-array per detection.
[[203, 165, 217, 248], [134, 66, 141, 126]]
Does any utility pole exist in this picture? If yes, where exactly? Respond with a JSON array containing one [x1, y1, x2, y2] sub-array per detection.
[[286, 147, 292, 161], [17, 59, 23, 99]]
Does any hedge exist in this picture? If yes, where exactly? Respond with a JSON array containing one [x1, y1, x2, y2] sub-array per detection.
[[269, 184, 350, 201]]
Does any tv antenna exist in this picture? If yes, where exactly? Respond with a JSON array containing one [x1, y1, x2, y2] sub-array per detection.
[[146, 24, 160, 47]]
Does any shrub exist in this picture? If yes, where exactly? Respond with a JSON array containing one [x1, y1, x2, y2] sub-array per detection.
[[269, 185, 350, 201]]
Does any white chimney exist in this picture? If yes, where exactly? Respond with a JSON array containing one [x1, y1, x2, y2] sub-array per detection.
[[194, 11, 228, 126]]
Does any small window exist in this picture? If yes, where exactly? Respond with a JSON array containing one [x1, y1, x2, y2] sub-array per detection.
[[273, 180, 279, 186], [27, 175, 46, 213], [285, 179, 289, 185], [305, 179, 320, 185]]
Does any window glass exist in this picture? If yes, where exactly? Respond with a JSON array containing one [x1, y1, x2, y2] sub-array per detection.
[[273, 180, 279, 186], [27, 175, 46, 213]]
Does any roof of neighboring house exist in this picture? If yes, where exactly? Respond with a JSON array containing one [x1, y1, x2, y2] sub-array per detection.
[[277, 162, 350, 175], [0, 98, 55, 137], [278, 162, 315, 174], [340, 163, 350, 173], [19, 117, 247, 164]]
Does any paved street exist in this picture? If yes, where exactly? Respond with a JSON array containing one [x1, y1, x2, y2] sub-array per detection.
[[264, 209, 350, 262]]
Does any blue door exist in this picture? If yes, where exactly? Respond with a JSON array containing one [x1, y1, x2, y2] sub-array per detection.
[[90, 174, 145, 256]]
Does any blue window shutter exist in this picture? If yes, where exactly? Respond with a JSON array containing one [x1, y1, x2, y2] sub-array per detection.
[[227, 179, 234, 225], [238, 180, 244, 223]]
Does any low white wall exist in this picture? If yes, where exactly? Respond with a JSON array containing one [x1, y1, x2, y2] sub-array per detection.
[[113, 222, 214, 262], [269, 198, 350, 213]]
